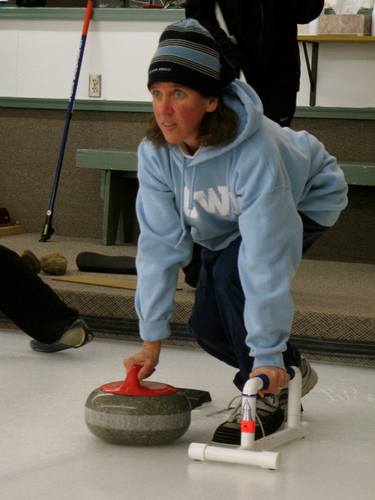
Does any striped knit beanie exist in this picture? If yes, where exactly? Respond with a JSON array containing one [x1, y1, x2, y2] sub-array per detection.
[[148, 19, 236, 97]]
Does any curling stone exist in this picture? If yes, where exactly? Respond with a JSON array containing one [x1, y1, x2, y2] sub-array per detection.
[[85, 365, 191, 446]]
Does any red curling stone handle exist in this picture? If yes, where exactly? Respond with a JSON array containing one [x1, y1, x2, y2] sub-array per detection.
[[100, 364, 177, 396]]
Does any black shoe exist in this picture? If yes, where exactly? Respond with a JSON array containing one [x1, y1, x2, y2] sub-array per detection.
[[30, 319, 93, 353], [212, 394, 285, 446]]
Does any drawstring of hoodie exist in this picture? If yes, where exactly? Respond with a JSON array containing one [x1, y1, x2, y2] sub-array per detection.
[[189, 166, 197, 211], [175, 157, 197, 248], [175, 157, 188, 248]]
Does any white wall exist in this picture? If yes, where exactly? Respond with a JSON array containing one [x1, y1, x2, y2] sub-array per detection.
[[297, 23, 375, 107], [1, 17, 375, 108], [1, 19, 164, 102]]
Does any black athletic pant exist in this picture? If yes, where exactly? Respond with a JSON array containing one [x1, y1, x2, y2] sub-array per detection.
[[253, 85, 297, 128], [0, 245, 79, 342]]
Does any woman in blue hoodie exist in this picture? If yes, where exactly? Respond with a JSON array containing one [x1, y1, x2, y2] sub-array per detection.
[[123, 19, 348, 443]]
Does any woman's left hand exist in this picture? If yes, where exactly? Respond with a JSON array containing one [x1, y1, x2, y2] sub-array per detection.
[[250, 365, 290, 397]]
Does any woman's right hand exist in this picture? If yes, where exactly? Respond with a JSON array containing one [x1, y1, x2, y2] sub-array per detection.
[[123, 340, 161, 380]]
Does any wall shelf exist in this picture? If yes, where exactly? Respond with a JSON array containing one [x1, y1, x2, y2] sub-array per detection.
[[298, 35, 375, 106]]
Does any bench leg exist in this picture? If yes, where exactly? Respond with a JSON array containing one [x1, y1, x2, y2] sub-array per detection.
[[102, 170, 122, 245], [101, 171, 138, 245], [118, 177, 138, 244]]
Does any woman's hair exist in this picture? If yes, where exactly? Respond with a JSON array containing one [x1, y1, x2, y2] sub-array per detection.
[[145, 99, 239, 148]]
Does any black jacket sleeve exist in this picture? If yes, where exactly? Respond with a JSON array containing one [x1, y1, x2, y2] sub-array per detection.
[[288, 0, 325, 24], [185, 0, 242, 76]]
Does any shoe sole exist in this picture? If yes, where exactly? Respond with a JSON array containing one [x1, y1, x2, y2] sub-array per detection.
[[29, 340, 73, 353], [30, 323, 93, 353]]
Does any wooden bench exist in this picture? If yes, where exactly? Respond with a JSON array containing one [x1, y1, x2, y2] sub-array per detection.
[[76, 148, 375, 245], [336, 162, 375, 186], [76, 149, 138, 245]]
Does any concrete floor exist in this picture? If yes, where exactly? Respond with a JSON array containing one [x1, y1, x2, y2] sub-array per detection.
[[1, 330, 374, 500]]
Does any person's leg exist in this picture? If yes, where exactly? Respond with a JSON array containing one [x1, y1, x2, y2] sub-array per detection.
[[188, 211, 327, 387], [187, 245, 240, 369], [253, 85, 297, 128], [182, 242, 202, 288], [300, 212, 329, 254], [188, 237, 300, 391], [0, 245, 79, 343], [209, 237, 300, 389], [192, 242, 288, 443]]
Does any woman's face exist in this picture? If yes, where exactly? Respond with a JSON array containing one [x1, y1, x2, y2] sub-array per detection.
[[150, 82, 218, 154]]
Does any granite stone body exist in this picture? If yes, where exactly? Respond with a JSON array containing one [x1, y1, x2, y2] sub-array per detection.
[[85, 388, 191, 445]]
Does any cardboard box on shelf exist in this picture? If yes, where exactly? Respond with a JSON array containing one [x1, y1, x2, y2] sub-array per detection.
[[318, 14, 372, 36]]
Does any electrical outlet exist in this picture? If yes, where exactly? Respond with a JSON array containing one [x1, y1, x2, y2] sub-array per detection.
[[89, 74, 101, 97]]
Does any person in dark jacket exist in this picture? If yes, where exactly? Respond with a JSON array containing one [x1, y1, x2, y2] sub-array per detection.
[[185, 0, 324, 127], [183, 0, 324, 287]]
